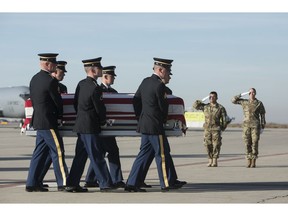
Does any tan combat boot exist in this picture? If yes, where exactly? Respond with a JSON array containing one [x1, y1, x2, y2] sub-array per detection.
[[211, 158, 218, 167], [247, 159, 252, 168], [251, 159, 256, 168], [207, 159, 212, 167]]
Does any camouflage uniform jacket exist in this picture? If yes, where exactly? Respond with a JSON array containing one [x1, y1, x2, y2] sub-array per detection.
[[193, 100, 227, 131], [232, 95, 266, 128]]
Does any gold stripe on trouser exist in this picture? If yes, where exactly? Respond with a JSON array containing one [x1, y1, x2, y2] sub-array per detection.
[[50, 129, 66, 185], [159, 135, 169, 187]]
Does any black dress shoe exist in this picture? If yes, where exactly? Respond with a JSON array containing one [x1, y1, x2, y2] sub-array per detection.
[[161, 184, 182, 192], [84, 182, 99, 188], [113, 181, 126, 188], [170, 184, 182, 189], [161, 186, 178, 192], [169, 182, 184, 189], [174, 180, 187, 186], [57, 186, 66, 191], [100, 187, 117, 192], [139, 182, 152, 188], [25, 186, 49, 192], [42, 184, 49, 188], [65, 186, 88, 192], [161, 187, 170, 192], [124, 185, 146, 192]]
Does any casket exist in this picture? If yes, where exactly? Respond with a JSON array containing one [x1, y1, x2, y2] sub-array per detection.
[[24, 93, 186, 137]]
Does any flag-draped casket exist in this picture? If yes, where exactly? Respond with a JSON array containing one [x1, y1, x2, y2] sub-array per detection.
[[24, 93, 186, 137]]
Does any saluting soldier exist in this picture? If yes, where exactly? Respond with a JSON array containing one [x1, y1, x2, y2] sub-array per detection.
[[193, 91, 227, 167], [84, 66, 125, 188], [65, 57, 115, 192], [231, 88, 266, 168], [125, 57, 185, 192], [26, 53, 67, 192]]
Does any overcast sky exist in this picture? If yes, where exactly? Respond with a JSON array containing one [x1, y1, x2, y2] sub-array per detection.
[[1, 11, 288, 123]]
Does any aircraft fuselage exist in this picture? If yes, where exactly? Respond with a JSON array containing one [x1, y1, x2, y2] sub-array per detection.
[[0, 86, 30, 118]]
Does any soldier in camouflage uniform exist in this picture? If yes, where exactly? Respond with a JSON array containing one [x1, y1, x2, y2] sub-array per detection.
[[193, 91, 227, 167], [231, 88, 266, 168]]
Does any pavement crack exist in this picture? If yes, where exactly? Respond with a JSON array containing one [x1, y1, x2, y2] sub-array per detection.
[[257, 194, 288, 203]]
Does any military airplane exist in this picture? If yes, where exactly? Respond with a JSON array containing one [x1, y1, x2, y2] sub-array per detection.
[[0, 86, 30, 125]]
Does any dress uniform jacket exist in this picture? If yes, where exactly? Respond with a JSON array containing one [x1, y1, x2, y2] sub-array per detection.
[[133, 74, 169, 135], [58, 82, 68, 94], [73, 77, 106, 134], [29, 70, 63, 129], [100, 83, 117, 93]]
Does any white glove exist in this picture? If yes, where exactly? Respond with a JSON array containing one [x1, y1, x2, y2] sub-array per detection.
[[20, 123, 30, 134], [57, 119, 63, 127], [202, 95, 209, 102], [240, 91, 250, 97], [106, 119, 115, 126], [20, 127, 26, 134]]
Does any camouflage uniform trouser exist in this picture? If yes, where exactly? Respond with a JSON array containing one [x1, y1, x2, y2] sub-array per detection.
[[242, 126, 260, 159], [204, 129, 222, 159]]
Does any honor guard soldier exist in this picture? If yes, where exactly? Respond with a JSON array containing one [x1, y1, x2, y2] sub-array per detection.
[[38, 60, 69, 189], [125, 57, 186, 192], [137, 61, 186, 189], [66, 57, 115, 192], [193, 91, 228, 167], [54, 61, 68, 93], [84, 66, 125, 188], [232, 88, 266, 168], [26, 53, 68, 192]]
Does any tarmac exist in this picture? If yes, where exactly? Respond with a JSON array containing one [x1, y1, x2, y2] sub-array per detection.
[[1, 126, 288, 208]]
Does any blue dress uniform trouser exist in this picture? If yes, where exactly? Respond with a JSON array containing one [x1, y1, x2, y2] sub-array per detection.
[[66, 134, 113, 188], [126, 134, 173, 188], [139, 135, 178, 185], [26, 129, 67, 187], [38, 144, 69, 185], [85, 136, 123, 184]]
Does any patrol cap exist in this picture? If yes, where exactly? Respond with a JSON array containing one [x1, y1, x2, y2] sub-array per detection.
[[102, 66, 117, 76], [38, 53, 58, 64], [82, 57, 103, 68], [153, 57, 173, 75], [56, 61, 67, 72]]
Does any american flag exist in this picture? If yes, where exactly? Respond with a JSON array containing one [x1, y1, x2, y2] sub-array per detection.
[[23, 93, 186, 137]]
